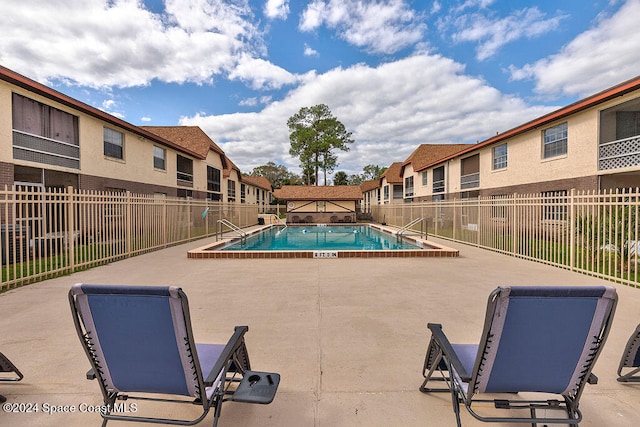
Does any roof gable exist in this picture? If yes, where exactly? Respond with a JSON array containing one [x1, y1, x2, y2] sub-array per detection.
[[241, 175, 273, 191], [380, 162, 403, 184], [142, 126, 224, 159], [403, 144, 473, 173]]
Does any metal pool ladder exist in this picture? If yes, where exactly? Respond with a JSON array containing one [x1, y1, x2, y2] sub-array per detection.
[[396, 218, 425, 242], [271, 214, 288, 232], [217, 219, 247, 244]]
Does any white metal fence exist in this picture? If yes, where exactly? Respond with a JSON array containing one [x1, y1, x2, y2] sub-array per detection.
[[372, 188, 640, 288], [1, 186, 259, 291]]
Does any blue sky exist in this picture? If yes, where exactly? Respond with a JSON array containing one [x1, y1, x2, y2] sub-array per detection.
[[2, 0, 640, 181]]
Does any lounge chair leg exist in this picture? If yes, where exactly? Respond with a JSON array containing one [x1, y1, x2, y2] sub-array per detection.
[[451, 388, 462, 427]]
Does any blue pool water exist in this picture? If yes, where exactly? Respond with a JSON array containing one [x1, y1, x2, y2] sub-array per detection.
[[222, 225, 421, 251]]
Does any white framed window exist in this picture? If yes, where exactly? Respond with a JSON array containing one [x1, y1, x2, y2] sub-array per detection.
[[422, 171, 428, 186], [542, 190, 568, 220], [153, 146, 166, 170], [104, 127, 124, 159], [384, 185, 389, 200], [492, 144, 507, 169], [543, 123, 567, 158], [404, 176, 414, 197]]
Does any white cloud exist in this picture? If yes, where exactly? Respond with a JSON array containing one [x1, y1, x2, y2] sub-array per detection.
[[181, 53, 552, 174], [304, 44, 319, 57], [239, 97, 258, 107], [0, 0, 286, 91], [430, 1, 441, 15], [264, 0, 289, 20], [102, 99, 117, 110], [299, 0, 426, 54], [452, 7, 566, 61], [509, 0, 640, 97], [141, 116, 152, 122], [228, 54, 300, 90]]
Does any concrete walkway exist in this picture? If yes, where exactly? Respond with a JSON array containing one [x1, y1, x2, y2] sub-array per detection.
[[1, 235, 639, 426]]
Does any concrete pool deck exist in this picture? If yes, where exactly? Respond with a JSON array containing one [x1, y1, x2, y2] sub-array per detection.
[[187, 224, 460, 258], [1, 234, 639, 426]]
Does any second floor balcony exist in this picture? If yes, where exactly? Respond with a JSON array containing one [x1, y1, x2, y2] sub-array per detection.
[[599, 135, 640, 170], [460, 172, 480, 189]]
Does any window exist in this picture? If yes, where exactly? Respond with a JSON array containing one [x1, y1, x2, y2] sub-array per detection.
[[460, 155, 480, 189], [384, 185, 389, 201], [543, 123, 567, 158], [104, 127, 124, 159], [227, 180, 236, 202], [492, 144, 507, 170], [404, 176, 414, 197], [177, 189, 193, 198], [12, 93, 80, 169], [12, 93, 79, 144], [153, 146, 166, 170], [422, 171, 428, 186], [433, 166, 445, 193], [491, 195, 508, 218], [176, 155, 193, 183], [542, 190, 567, 220], [393, 184, 403, 199], [241, 184, 246, 203], [207, 166, 221, 192]]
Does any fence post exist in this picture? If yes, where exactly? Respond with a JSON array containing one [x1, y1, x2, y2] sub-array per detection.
[[67, 186, 75, 274], [512, 193, 518, 256], [569, 188, 576, 271], [477, 197, 481, 247], [125, 191, 132, 256], [452, 198, 457, 241]]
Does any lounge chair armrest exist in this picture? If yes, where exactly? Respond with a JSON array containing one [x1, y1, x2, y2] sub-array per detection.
[[427, 323, 471, 382], [205, 326, 249, 385]]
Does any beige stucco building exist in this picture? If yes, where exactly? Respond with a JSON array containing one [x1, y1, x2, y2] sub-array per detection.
[[363, 75, 640, 207], [0, 65, 272, 204], [273, 186, 363, 223]]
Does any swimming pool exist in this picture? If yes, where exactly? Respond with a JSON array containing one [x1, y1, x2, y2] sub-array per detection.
[[224, 225, 418, 251], [187, 224, 459, 259]]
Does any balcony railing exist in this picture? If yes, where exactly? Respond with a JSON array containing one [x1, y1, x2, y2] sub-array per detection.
[[460, 172, 480, 189], [13, 130, 80, 169], [599, 135, 640, 170]]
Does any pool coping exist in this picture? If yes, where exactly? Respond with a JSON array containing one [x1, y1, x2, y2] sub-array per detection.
[[187, 223, 459, 259]]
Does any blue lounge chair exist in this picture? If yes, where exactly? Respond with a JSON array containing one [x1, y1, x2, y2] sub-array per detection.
[[69, 283, 280, 427], [617, 323, 640, 382], [419, 285, 617, 426], [0, 351, 23, 403]]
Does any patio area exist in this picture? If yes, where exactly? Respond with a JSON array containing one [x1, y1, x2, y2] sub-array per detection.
[[1, 235, 639, 426]]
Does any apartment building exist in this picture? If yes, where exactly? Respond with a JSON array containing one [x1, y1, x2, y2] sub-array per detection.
[[364, 75, 640, 206], [0, 65, 272, 202], [409, 75, 640, 200], [361, 144, 471, 207]]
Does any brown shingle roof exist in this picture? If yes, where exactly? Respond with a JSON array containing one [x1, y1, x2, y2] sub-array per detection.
[[402, 144, 473, 172], [273, 185, 363, 201], [360, 179, 380, 192], [142, 126, 225, 158], [380, 162, 403, 184], [241, 175, 272, 191]]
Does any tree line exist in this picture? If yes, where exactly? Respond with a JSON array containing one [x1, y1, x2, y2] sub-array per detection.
[[249, 161, 386, 188]]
